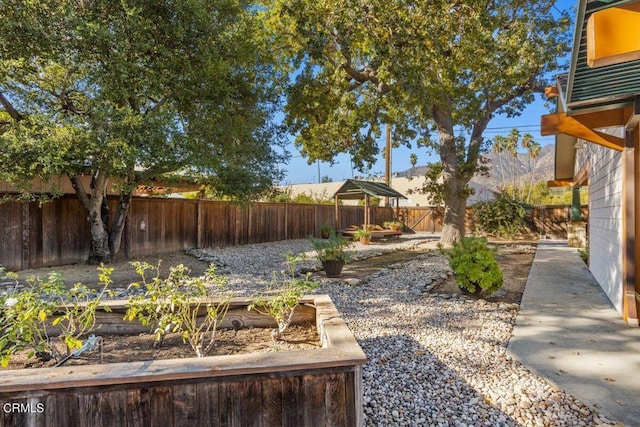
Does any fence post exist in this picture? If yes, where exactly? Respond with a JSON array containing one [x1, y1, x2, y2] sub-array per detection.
[[21, 202, 30, 270], [196, 200, 203, 248]]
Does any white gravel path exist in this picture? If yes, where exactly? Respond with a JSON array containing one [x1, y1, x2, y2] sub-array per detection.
[[189, 237, 619, 427]]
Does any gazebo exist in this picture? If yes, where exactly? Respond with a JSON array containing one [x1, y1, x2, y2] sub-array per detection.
[[333, 179, 407, 234]]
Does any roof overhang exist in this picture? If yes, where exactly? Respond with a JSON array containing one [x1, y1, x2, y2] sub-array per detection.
[[543, 0, 640, 185], [333, 179, 407, 200]]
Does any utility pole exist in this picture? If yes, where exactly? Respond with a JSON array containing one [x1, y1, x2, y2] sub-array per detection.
[[384, 124, 392, 206]]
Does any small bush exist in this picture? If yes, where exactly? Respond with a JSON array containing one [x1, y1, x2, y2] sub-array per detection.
[[473, 196, 526, 238], [125, 263, 230, 358], [444, 237, 503, 295], [249, 254, 318, 341]]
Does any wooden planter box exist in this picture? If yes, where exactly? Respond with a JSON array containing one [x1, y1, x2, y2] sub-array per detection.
[[0, 295, 366, 427]]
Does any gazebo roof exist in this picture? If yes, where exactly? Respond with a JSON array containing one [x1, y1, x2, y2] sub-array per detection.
[[333, 179, 407, 200]]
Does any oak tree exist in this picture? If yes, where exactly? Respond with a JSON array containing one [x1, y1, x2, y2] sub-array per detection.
[[264, 0, 570, 242], [0, 0, 286, 262]]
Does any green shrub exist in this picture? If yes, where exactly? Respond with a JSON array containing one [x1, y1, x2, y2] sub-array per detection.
[[473, 196, 526, 238], [444, 237, 503, 295]]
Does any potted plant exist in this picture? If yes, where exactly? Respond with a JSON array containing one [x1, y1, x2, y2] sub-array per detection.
[[319, 224, 333, 239], [310, 232, 352, 277], [353, 229, 371, 245], [384, 220, 403, 231]]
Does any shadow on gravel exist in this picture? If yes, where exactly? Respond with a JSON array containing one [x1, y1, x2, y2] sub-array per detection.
[[357, 334, 518, 426]]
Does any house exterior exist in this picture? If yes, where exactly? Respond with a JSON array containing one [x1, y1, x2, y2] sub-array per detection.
[[543, 0, 640, 325], [283, 176, 495, 207]]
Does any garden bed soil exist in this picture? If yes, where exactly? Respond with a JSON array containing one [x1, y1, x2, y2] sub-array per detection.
[[7, 324, 320, 370]]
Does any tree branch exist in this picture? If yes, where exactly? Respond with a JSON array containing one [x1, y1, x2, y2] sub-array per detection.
[[69, 174, 91, 211], [0, 92, 24, 121]]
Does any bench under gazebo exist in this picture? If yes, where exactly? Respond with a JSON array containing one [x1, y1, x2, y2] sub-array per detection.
[[333, 179, 407, 238]]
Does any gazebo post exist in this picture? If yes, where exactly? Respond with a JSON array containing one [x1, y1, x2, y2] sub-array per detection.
[[364, 194, 370, 229], [334, 194, 339, 231], [395, 197, 399, 221]]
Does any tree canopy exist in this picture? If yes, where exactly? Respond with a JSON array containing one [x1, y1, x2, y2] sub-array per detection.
[[0, 0, 287, 262], [263, 0, 571, 242]]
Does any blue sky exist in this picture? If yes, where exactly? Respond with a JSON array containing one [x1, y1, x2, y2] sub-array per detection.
[[279, 0, 576, 185], [280, 95, 557, 184]]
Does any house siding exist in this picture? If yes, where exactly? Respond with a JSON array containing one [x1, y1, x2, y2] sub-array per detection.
[[585, 142, 624, 313]]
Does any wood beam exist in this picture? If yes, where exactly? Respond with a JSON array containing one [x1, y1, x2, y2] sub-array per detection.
[[541, 113, 624, 151], [572, 106, 632, 130], [544, 85, 559, 99], [547, 180, 572, 188], [573, 160, 589, 187], [633, 123, 640, 326], [587, 1, 640, 68], [622, 127, 640, 325], [625, 96, 640, 131]]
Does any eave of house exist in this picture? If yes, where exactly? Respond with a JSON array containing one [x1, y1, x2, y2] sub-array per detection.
[[542, 0, 640, 185]]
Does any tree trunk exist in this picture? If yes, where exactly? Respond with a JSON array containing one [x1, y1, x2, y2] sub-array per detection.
[[87, 194, 111, 264], [441, 191, 467, 243], [434, 106, 469, 244], [70, 172, 114, 264], [109, 192, 132, 261]]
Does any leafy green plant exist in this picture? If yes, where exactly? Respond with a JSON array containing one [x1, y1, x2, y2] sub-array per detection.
[[310, 232, 352, 262], [353, 229, 371, 240], [577, 246, 589, 264], [0, 267, 113, 368], [52, 266, 114, 352], [443, 237, 503, 295], [319, 224, 333, 234], [383, 220, 403, 230], [0, 272, 55, 368], [249, 255, 319, 341], [473, 196, 526, 238], [125, 263, 230, 357]]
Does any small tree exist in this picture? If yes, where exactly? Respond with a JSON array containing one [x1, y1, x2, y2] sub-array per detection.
[[125, 263, 230, 357]]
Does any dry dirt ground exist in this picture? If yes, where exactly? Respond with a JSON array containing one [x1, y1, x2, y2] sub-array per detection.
[[5, 240, 536, 369], [430, 241, 537, 304]]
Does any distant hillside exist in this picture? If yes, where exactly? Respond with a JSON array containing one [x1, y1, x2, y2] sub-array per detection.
[[397, 144, 555, 191]]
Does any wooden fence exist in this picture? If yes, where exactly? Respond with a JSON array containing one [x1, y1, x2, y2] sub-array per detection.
[[0, 196, 394, 271], [0, 196, 586, 271], [398, 205, 589, 237]]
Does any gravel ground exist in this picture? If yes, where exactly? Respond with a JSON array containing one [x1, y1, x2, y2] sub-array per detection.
[[1, 236, 620, 426], [190, 238, 619, 426]]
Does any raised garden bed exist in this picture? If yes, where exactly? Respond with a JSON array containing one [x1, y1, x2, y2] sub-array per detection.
[[0, 295, 366, 427]]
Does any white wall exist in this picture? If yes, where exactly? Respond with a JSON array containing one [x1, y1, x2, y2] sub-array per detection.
[[584, 140, 624, 313]]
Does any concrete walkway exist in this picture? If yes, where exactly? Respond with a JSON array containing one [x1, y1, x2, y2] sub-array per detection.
[[507, 240, 640, 426]]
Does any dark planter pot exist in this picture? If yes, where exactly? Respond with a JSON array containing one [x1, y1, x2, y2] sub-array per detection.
[[321, 231, 330, 239], [322, 259, 345, 277]]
